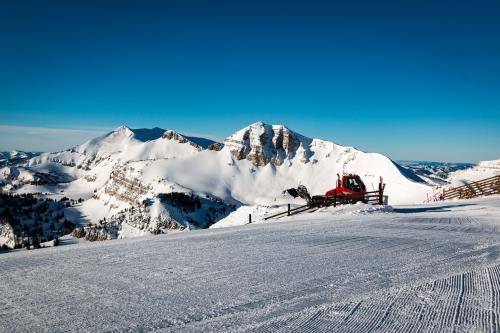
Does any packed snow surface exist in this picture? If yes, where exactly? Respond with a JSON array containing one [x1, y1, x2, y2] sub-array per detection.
[[2, 196, 500, 332]]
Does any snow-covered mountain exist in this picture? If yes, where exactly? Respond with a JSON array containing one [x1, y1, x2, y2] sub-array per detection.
[[0, 150, 39, 168], [397, 159, 500, 189], [224, 123, 312, 166], [0, 122, 433, 244], [397, 160, 475, 186], [447, 158, 500, 187]]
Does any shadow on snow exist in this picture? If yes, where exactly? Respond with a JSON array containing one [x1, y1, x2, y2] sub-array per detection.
[[393, 203, 475, 214]]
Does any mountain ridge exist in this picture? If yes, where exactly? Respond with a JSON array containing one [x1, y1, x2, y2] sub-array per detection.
[[1, 121, 435, 245]]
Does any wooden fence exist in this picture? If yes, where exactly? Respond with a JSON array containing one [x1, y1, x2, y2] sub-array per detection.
[[365, 181, 386, 205], [443, 175, 500, 200]]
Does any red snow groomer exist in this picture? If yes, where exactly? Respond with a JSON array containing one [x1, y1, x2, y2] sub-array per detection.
[[324, 174, 367, 203], [284, 173, 383, 207], [285, 173, 368, 205], [270, 174, 385, 219]]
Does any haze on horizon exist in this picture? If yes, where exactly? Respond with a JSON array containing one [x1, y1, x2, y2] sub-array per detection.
[[1, 0, 499, 163]]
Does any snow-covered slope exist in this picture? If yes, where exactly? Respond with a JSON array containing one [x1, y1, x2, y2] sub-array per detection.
[[3, 126, 213, 195], [447, 158, 500, 187], [1, 126, 225, 241], [3, 196, 500, 332], [1, 122, 433, 242], [27, 126, 211, 176]]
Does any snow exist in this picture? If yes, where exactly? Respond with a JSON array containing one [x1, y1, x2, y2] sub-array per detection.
[[1, 196, 500, 332], [210, 204, 278, 228], [135, 140, 430, 207], [2, 123, 436, 241], [211, 202, 394, 229], [0, 150, 39, 168], [447, 158, 500, 187], [7, 124, 497, 245]]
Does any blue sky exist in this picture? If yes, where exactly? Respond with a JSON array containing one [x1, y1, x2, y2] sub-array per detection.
[[1, 0, 499, 162]]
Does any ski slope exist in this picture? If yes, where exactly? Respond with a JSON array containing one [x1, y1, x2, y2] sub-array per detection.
[[1, 197, 500, 332]]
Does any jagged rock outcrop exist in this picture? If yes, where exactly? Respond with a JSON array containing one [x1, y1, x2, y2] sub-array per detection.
[[83, 225, 117, 241], [71, 227, 85, 238], [73, 206, 186, 241], [208, 142, 224, 151], [0, 220, 16, 249], [101, 169, 148, 206], [111, 207, 186, 235], [76, 191, 235, 241], [224, 122, 311, 166], [162, 130, 203, 151]]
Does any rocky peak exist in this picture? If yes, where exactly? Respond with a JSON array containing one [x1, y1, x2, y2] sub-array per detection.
[[208, 142, 224, 151], [224, 122, 311, 166], [162, 130, 203, 151]]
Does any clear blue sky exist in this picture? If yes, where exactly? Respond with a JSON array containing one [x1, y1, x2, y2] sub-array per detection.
[[1, 0, 499, 163]]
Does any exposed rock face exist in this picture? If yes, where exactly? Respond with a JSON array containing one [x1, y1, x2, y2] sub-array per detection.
[[71, 228, 85, 238], [162, 130, 203, 151], [102, 169, 148, 207], [224, 122, 311, 166], [73, 191, 235, 241], [74, 210, 185, 241], [82, 225, 117, 241], [208, 142, 224, 151], [162, 130, 188, 143], [0, 220, 16, 249]]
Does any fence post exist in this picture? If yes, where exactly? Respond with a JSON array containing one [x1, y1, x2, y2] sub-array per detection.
[[287, 204, 291, 216], [379, 186, 382, 205], [378, 177, 384, 205], [248, 214, 252, 224]]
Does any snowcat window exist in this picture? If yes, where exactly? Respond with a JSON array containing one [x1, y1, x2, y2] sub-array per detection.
[[344, 178, 362, 192]]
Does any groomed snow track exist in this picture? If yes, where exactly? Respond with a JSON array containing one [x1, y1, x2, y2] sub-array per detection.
[[1, 197, 500, 332]]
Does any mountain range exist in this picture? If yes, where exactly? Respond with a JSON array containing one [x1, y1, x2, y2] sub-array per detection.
[[3, 121, 496, 245]]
